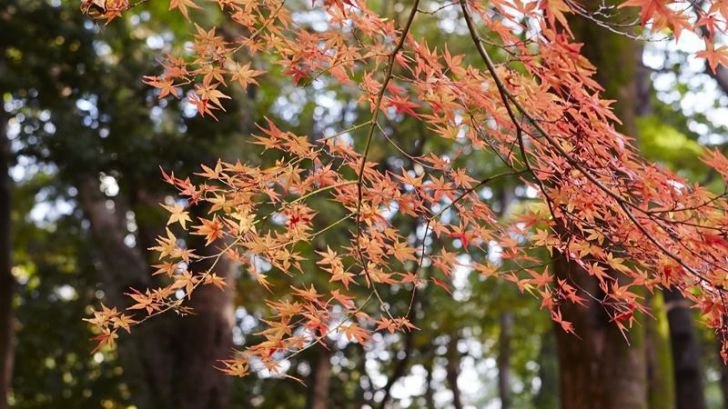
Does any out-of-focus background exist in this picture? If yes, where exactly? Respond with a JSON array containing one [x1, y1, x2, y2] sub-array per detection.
[[2, 0, 728, 408]]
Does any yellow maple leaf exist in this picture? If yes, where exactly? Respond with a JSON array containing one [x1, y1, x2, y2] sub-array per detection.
[[162, 203, 192, 230]]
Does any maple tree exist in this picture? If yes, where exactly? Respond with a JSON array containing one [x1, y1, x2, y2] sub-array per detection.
[[81, 0, 728, 382]]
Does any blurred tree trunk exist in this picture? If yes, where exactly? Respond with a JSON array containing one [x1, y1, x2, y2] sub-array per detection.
[[699, 14, 728, 408], [424, 356, 436, 409], [496, 186, 516, 409], [78, 178, 235, 409], [664, 288, 706, 409], [377, 129, 428, 409], [645, 293, 675, 409], [707, 37, 728, 409], [306, 344, 332, 409], [720, 351, 728, 409], [554, 259, 647, 409], [555, 10, 648, 409], [174, 236, 235, 409], [534, 331, 559, 409], [0, 115, 15, 409], [377, 272, 420, 409], [353, 343, 368, 408], [79, 178, 170, 407], [497, 312, 513, 409], [378, 327, 414, 409], [446, 334, 463, 409]]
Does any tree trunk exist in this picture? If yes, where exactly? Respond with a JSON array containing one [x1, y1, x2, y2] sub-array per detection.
[[78, 177, 235, 409], [306, 344, 333, 409], [554, 258, 647, 409], [497, 312, 513, 409], [645, 292, 675, 409], [720, 347, 728, 409], [534, 331, 559, 409], [555, 6, 648, 409], [377, 275, 420, 409], [78, 178, 172, 407], [0, 113, 15, 409], [424, 356, 436, 409], [172, 243, 235, 409], [352, 343, 369, 408], [496, 187, 516, 409], [664, 288, 706, 409], [696, 28, 728, 401], [446, 334, 463, 409]]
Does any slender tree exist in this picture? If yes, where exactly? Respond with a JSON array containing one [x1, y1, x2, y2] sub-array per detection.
[[534, 332, 560, 409], [0, 112, 15, 409], [306, 343, 333, 409], [497, 312, 513, 409], [446, 334, 463, 409], [665, 288, 706, 409]]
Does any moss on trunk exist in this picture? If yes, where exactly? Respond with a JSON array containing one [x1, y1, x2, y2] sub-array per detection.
[[646, 292, 676, 409]]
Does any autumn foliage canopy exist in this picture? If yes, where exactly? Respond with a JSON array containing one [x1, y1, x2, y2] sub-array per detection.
[[82, 0, 728, 380]]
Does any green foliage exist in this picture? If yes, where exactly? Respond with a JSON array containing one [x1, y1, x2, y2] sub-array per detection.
[[637, 115, 704, 172]]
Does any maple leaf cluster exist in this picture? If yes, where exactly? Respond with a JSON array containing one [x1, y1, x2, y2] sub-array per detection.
[[85, 0, 728, 378]]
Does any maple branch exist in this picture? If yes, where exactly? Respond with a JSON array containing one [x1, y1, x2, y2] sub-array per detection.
[[289, 180, 358, 205], [459, 3, 558, 224], [254, 180, 357, 227], [231, 0, 287, 54], [378, 122, 438, 170], [133, 236, 241, 324], [644, 189, 728, 215], [280, 292, 374, 361], [417, 1, 458, 15], [687, 0, 728, 99], [563, 0, 646, 38], [408, 169, 527, 313], [264, 214, 354, 252], [377, 284, 421, 409], [355, 0, 420, 224], [354, 0, 421, 319], [459, 0, 718, 289], [316, 121, 373, 143], [378, 129, 430, 409]]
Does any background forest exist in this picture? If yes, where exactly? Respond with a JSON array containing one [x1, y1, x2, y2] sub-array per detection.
[[2, 0, 728, 408]]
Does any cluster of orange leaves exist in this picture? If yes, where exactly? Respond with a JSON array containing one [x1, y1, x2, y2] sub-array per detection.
[[84, 0, 728, 377]]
